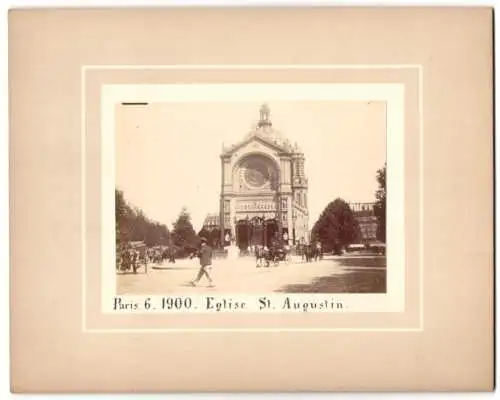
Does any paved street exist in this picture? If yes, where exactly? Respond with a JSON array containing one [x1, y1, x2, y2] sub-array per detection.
[[117, 255, 386, 294]]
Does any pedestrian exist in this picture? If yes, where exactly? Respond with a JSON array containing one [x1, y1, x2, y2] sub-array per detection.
[[255, 245, 262, 267], [168, 247, 176, 264], [190, 237, 215, 287], [315, 242, 321, 262]]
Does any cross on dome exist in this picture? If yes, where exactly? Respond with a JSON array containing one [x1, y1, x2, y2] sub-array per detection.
[[258, 103, 272, 127]]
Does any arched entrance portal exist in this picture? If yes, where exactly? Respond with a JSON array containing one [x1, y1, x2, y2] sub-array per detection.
[[236, 220, 250, 251], [264, 218, 279, 248], [236, 217, 283, 250], [236, 217, 264, 250], [251, 217, 265, 247]]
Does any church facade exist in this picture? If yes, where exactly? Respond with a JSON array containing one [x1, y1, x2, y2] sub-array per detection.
[[205, 104, 310, 250]]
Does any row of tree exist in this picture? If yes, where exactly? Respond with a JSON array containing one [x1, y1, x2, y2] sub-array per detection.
[[115, 189, 171, 248], [116, 190, 204, 257], [310, 163, 386, 252]]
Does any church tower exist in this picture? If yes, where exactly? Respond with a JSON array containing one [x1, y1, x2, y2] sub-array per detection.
[[291, 143, 309, 244]]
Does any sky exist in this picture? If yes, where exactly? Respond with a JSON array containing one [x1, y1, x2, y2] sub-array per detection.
[[115, 101, 386, 232]]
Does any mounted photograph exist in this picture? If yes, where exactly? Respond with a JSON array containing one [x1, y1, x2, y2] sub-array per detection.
[[114, 97, 387, 296]]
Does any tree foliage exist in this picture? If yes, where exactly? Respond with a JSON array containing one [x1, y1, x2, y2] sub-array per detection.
[[373, 164, 386, 242], [115, 189, 170, 249], [198, 227, 221, 249], [171, 207, 200, 256], [311, 198, 360, 253]]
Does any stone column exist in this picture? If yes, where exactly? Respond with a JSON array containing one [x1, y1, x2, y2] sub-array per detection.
[[230, 198, 236, 239], [219, 157, 225, 247], [298, 214, 304, 244], [280, 158, 286, 182], [225, 161, 231, 185], [287, 196, 293, 245], [279, 158, 292, 186]]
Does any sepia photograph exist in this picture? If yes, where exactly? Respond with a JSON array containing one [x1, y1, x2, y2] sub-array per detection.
[[9, 6, 493, 392], [114, 97, 387, 296]]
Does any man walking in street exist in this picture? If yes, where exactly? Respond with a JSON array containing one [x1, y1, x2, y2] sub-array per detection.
[[190, 237, 215, 287]]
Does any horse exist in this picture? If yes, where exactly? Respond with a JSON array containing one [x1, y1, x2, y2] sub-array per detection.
[[304, 245, 316, 263], [255, 246, 270, 268]]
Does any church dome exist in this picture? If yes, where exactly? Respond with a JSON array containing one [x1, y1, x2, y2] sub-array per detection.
[[244, 104, 293, 151]]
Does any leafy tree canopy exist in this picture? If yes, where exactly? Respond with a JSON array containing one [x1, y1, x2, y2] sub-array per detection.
[[115, 189, 170, 249], [374, 164, 386, 242], [311, 198, 360, 251], [171, 207, 200, 252]]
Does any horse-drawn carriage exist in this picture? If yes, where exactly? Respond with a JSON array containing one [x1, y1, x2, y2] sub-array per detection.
[[255, 244, 291, 267], [117, 241, 148, 274]]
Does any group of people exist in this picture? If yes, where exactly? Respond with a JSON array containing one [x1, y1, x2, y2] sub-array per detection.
[[187, 240, 325, 288], [118, 237, 322, 287], [146, 247, 176, 264], [117, 247, 144, 273], [300, 242, 323, 263], [117, 245, 177, 273], [188, 239, 317, 287]]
